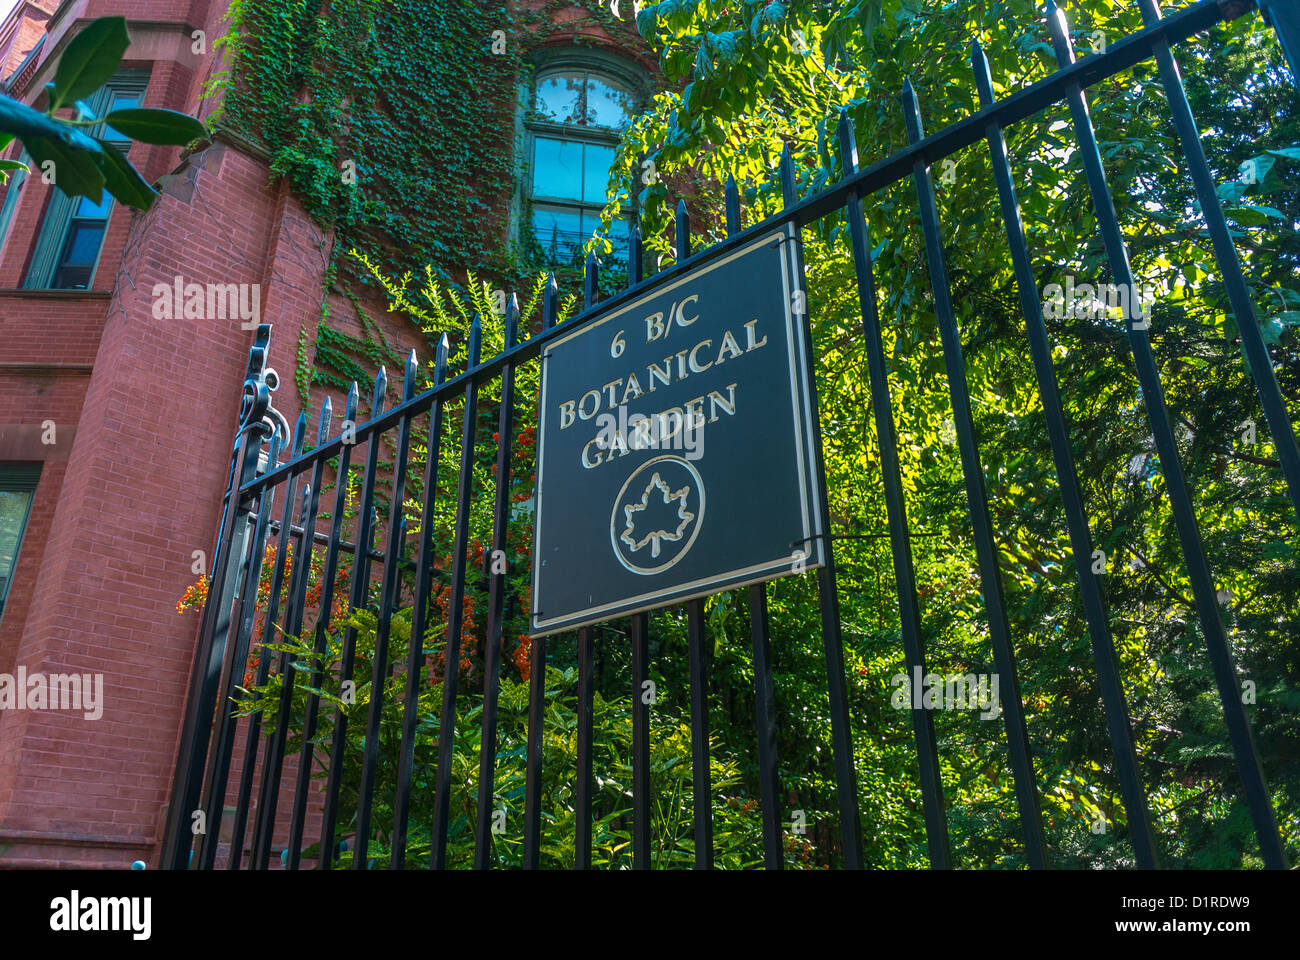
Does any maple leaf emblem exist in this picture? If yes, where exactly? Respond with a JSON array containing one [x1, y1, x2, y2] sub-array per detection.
[[620, 471, 695, 558]]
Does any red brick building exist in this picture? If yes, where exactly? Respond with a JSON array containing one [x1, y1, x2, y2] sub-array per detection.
[[0, 0, 654, 867]]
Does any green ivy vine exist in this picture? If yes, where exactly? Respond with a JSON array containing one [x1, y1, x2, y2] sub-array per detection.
[[209, 0, 649, 403]]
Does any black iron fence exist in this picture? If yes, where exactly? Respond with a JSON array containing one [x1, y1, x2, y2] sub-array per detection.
[[162, 0, 1299, 870]]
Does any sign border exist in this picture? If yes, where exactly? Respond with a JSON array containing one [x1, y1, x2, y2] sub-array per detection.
[[530, 223, 826, 635]]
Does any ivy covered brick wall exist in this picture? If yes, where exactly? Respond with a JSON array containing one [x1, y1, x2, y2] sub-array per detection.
[[211, 0, 656, 407]]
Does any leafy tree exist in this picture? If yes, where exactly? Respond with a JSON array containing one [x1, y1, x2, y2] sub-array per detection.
[[591, 0, 1300, 867]]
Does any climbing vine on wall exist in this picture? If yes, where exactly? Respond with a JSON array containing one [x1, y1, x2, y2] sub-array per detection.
[[210, 0, 652, 402], [217, 0, 519, 281]]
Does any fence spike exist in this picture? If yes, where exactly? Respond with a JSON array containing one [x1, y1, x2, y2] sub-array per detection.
[[435, 333, 450, 384], [544, 272, 559, 330], [392, 330, 451, 866], [725, 174, 740, 235], [675, 198, 691, 262], [1260, 0, 1300, 81], [779, 143, 796, 207], [629, 222, 643, 286], [903, 68, 1048, 866], [900, 77, 923, 142], [468, 314, 483, 367], [506, 293, 520, 349], [432, 321, 483, 867], [584, 250, 599, 309], [1045, 0, 1286, 868], [1136, 0, 1300, 525], [373, 367, 388, 416], [317, 396, 332, 445], [970, 30, 1159, 867], [353, 352, 421, 867], [345, 381, 359, 422], [1043, 0, 1074, 63], [836, 109, 857, 174], [292, 411, 307, 457], [404, 349, 418, 399], [970, 39, 996, 110]]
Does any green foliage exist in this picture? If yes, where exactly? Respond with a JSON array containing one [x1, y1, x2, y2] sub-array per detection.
[[234, 611, 772, 869], [604, 0, 1300, 868]]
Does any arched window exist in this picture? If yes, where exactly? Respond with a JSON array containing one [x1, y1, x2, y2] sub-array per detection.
[[526, 59, 640, 271]]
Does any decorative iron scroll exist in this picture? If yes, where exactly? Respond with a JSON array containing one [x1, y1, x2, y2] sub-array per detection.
[[239, 323, 292, 454]]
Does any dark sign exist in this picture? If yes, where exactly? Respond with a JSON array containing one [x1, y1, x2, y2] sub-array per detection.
[[530, 225, 826, 634]]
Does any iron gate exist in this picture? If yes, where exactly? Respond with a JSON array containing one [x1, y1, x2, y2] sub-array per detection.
[[162, 0, 1300, 870]]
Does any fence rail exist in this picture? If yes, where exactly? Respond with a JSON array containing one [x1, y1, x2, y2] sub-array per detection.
[[162, 0, 1299, 870]]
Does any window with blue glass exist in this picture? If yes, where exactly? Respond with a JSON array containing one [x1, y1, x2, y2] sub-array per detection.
[[23, 71, 148, 290], [0, 464, 41, 628], [528, 67, 636, 271]]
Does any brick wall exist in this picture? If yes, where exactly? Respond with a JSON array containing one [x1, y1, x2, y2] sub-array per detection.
[[0, 0, 328, 867], [0, 1, 58, 81]]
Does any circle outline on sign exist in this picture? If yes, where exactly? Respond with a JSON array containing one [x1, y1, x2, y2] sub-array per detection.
[[610, 455, 706, 576]]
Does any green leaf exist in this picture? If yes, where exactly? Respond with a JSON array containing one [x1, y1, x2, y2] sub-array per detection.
[[1215, 179, 1247, 204], [0, 93, 100, 150], [1223, 206, 1269, 227], [23, 134, 105, 201], [0, 158, 25, 184], [1239, 154, 1275, 187], [1259, 315, 1286, 345], [713, 29, 743, 65], [635, 4, 659, 40], [95, 141, 156, 210], [1242, 204, 1285, 220], [49, 16, 131, 111], [101, 107, 205, 145]]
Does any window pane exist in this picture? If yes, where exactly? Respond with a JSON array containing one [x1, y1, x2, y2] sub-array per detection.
[[102, 94, 140, 141], [607, 215, 629, 248], [0, 488, 34, 581], [532, 206, 583, 266], [582, 143, 615, 204], [75, 193, 111, 218], [535, 72, 585, 124], [0, 161, 26, 251], [63, 221, 105, 265], [52, 221, 106, 289], [586, 76, 633, 129], [533, 137, 582, 201]]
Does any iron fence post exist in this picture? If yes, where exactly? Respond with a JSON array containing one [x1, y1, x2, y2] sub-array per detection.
[[160, 325, 282, 870]]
